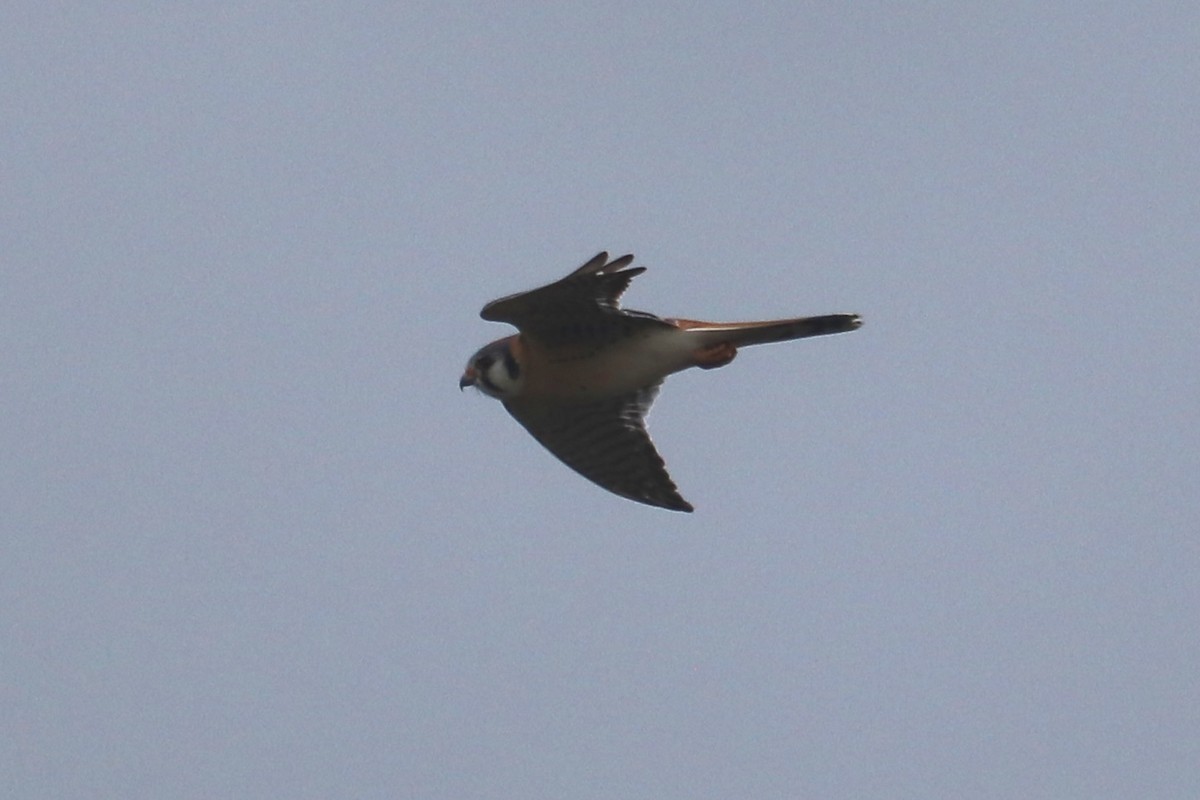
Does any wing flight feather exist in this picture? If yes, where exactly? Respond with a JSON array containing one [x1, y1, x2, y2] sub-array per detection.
[[480, 252, 658, 344], [503, 385, 693, 512]]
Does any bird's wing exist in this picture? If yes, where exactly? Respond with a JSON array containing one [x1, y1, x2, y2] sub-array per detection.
[[481, 252, 670, 347], [503, 384, 693, 512]]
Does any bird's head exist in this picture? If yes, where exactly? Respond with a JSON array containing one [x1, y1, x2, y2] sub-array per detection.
[[460, 337, 523, 399]]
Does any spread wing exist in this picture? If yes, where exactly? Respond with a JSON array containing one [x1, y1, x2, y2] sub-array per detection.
[[480, 252, 670, 346], [503, 384, 693, 512]]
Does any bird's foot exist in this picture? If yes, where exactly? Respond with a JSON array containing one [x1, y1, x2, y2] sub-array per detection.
[[694, 342, 737, 369]]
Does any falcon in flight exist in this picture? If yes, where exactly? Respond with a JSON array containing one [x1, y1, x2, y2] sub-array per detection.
[[460, 252, 861, 512]]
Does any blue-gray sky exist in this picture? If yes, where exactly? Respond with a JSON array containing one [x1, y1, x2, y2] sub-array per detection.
[[4, 5, 1198, 798]]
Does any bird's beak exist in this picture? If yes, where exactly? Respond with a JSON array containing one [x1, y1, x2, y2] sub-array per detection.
[[459, 367, 476, 391]]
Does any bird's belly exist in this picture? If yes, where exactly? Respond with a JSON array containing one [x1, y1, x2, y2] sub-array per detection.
[[536, 328, 696, 400]]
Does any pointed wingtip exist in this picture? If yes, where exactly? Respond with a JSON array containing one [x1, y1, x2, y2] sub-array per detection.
[[604, 253, 636, 272], [634, 492, 694, 512], [568, 251, 638, 278], [569, 252, 610, 277], [643, 484, 693, 512]]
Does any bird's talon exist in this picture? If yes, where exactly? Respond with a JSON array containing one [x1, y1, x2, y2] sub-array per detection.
[[695, 342, 738, 369]]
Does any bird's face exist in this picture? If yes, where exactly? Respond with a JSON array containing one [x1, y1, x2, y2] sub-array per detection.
[[460, 338, 523, 399]]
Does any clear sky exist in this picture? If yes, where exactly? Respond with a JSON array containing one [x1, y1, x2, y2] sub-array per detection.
[[4, 4, 1198, 799]]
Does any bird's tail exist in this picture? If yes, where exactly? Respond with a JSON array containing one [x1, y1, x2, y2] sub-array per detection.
[[672, 314, 863, 347]]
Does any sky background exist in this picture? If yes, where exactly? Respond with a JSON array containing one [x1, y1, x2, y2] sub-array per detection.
[[4, 4, 1199, 799]]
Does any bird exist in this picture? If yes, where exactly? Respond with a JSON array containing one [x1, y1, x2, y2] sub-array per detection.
[[460, 252, 862, 512]]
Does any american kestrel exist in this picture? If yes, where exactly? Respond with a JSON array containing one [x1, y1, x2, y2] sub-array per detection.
[[460, 252, 862, 512]]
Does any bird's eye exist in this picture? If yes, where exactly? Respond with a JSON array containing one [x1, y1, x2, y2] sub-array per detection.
[[477, 355, 494, 370]]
